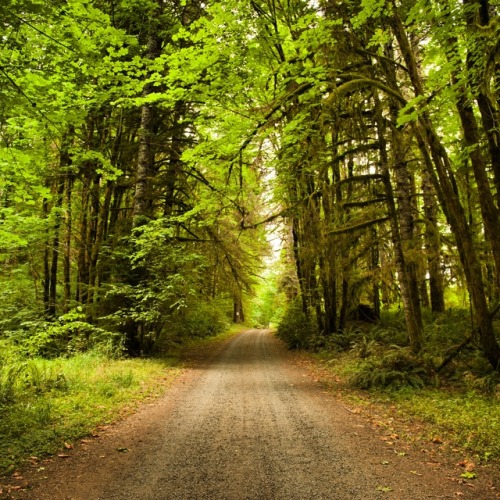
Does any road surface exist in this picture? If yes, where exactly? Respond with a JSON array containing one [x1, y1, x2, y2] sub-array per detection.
[[11, 329, 498, 499]]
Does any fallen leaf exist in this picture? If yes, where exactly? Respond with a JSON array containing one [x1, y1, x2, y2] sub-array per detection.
[[457, 459, 475, 472], [376, 485, 392, 492], [64, 442, 73, 450], [432, 436, 443, 444], [57, 454, 70, 458]]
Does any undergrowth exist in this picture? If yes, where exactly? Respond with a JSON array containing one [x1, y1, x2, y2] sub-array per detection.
[[0, 351, 180, 475]]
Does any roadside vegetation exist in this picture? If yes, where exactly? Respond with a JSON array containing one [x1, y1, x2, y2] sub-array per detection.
[[276, 305, 500, 461]]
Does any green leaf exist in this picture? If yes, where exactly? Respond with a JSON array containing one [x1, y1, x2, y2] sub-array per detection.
[[460, 471, 477, 480]]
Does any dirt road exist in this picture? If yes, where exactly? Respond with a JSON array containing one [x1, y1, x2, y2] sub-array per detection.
[[12, 329, 498, 499]]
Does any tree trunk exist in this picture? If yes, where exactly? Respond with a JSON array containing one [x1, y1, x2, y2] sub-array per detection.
[[233, 298, 244, 323], [375, 49, 423, 351], [76, 171, 90, 305], [88, 181, 113, 309], [390, 3, 500, 368], [422, 171, 445, 313], [338, 278, 349, 332], [132, 30, 162, 226], [452, 69, 500, 292], [48, 177, 65, 318], [371, 226, 381, 319], [292, 220, 309, 317], [463, 0, 500, 208], [63, 173, 73, 313], [47, 133, 72, 318], [42, 197, 50, 316]]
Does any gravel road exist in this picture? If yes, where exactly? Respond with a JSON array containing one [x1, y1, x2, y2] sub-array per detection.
[[11, 329, 498, 499]]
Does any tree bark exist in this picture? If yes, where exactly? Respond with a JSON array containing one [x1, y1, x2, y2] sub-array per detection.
[[463, 0, 500, 208], [47, 132, 73, 318], [422, 170, 445, 313], [42, 197, 50, 316], [132, 29, 162, 226], [63, 173, 73, 313], [375, 40, 424, 351]]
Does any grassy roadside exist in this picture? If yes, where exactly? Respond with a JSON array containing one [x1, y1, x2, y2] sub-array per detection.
[[310, 350, 499, 463], [0, 325, 246, 476]]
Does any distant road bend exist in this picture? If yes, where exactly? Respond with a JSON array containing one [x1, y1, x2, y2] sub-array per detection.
[[18, 329, 495, 499]]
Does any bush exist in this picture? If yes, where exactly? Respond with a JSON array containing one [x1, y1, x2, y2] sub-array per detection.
[[19, 310, 124, 358], [350, 346, 429, 390], [424, 308, 472, 347], [276, 299, 318, 349], [178, 299, 231, 339], [323, 325, 365, 352]]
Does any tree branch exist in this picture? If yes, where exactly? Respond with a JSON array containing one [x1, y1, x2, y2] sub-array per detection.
[[327, 216, 390, 235]]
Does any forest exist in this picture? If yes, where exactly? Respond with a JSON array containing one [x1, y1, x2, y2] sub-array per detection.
[[1, 0, 500, 469]]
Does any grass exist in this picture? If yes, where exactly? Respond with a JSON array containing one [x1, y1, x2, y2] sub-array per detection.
[[392, 389, 499, 459], [0, 353, 180, 475], [0, 325, 246, 476]]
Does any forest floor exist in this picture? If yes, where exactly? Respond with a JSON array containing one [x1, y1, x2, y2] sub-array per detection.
[[1, 329, 498, 499]]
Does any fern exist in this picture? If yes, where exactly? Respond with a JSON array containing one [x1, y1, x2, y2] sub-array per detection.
[[350, 347, 428, 390]]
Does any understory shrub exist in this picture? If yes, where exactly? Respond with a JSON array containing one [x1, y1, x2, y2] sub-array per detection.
[[177, 299, 231, 339], [326, 310, 500, 392], [18, 310, 123, 358], [322, 325, 365, 352], [0, 350, 180, 474], [276, 299, 318, 349], [0, 358, 15, 406], [350, 346, 429, 390]]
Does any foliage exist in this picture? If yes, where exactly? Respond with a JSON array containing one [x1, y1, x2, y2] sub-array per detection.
[[174, 299, 231, 341], [319, 330, 499, 458], [16, 310, 123, 359], [318, 309, 499, 391], [276, 299, 319, 350], [0, 0, 499, 476], [249, 267, 287, 328], [349, 346, 429, 390], [0, 324, 242, 475]]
